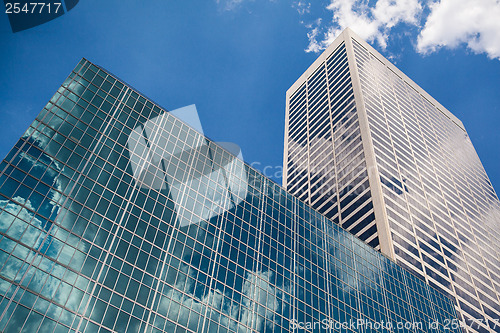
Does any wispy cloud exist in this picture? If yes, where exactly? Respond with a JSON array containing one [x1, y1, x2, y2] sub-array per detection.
[[293, 1, 311, 15], [301, 0, 500, 60], [216, 0, 247, 11], [304, 18, 323, 53]]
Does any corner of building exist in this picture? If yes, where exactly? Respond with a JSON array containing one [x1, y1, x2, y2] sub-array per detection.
[[343, 29, 396, 260]]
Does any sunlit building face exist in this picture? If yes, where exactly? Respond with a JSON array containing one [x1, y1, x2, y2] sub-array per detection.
[[284, 28, 500, 333]]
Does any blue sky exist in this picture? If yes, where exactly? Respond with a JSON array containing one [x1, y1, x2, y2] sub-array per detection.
[[1, 0, 499, 192]]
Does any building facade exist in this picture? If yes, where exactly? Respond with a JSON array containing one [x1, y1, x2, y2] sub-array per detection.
[[0, 59, 460, 332], [283, 28, 500, 333]]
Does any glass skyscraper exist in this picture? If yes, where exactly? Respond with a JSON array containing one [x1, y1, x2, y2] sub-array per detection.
[[283, 28, 500, 333], [0, 59, 460, 332]]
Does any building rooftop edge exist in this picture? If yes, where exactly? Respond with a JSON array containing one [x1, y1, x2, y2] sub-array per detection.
[[286, 28, 465, 131]]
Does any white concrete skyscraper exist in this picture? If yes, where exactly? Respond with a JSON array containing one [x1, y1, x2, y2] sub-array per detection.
[[284, 28, 500, 333]]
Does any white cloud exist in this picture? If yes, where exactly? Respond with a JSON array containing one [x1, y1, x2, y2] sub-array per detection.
[[417, 0, 500, 59], [293, 1, 311, 15], [216, 0, 500, 59], [300, 0, 500, 60], [305, 0, 422, 53]]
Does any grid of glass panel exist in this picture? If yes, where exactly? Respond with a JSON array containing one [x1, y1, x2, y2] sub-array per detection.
[[0, 59, 459, 332], [352, 39, 500, 333], [285, 43, 379, 251]]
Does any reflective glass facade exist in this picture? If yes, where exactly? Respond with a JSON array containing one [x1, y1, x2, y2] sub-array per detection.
[[284, 29, 500, 333], [284, 43, 379, 252], [0, 59, 460, 332]]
